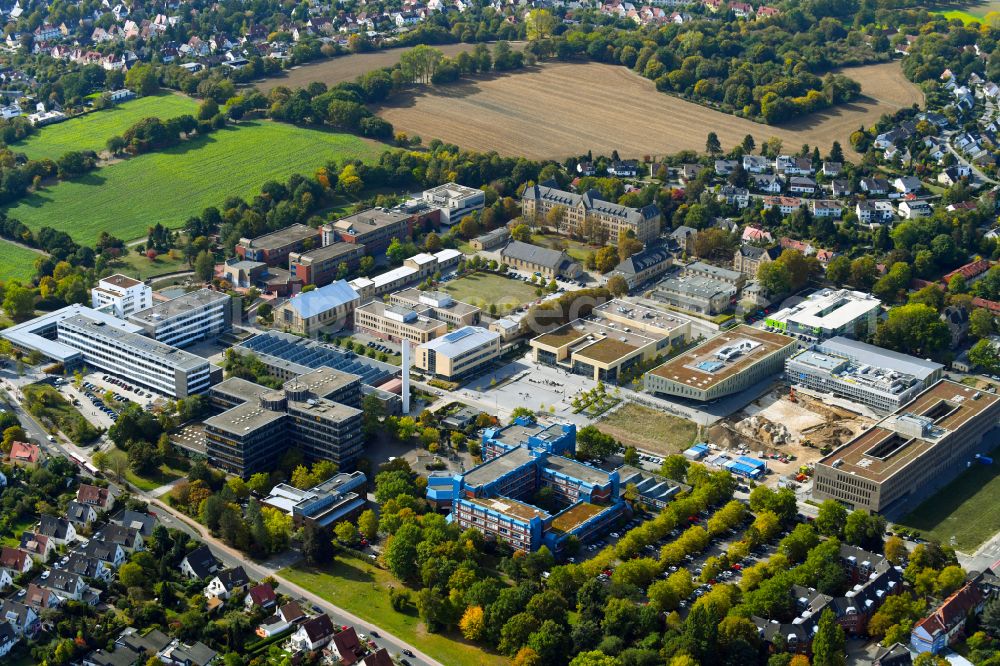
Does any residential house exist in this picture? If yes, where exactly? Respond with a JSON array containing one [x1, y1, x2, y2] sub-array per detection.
[[898, 200, 932, 219], [860, 177, 890, 195], [0, 623, 18, 659], [66, 501, 99, 527], [0, 568, 13, 591], [873, 643, 913, 666], [159, 639, 218, 666], [938, 165, 971, 186], [752, 174, 783, 193], [257, 601, 306, 638], [830, 180, 851, 198], [670, 226, 697, 255], [718, 185, 749, 208], [328, 626, 365, 664], [762, 196, 803, 215], [244, 583, 277, 611], [362, 648, 394, 666], [788, 177, 818, 195], [734, 245, 780, 278], [714, 159, 738, 175], [607, 160, 640, 177], [76, 484, 114, 511], [38, 515, 76, 545], [576, 161, 595, 176], [775, 156, 813, 176], [0, 546, 29, 574], [204, 566, 250, 601], [855, 201, 896, 225], [742, 155, 769, 173], [58, 553, 112, 581], [9, 441, 41, 466], [41, 569, 88, 602], [911, 575, 994, 653], [181, 545, 221, 580], [110, 510, 156, 538], [679, 164, 706, 183], [810, 200, 843, 218], [742, 226, 773, 244], [893, 176, 922, 194], [93, 524, 143, 553], [944, 259, 993, 286], [78, 540, 126, 569], [822, 162, 843, 177], [0, 599, 39, 637], [24, 582, 61, 610], [290, 614, 337, 652], [19, 531, 55, 561]]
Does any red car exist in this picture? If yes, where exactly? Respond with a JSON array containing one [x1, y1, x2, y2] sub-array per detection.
[[731, 564, 742, 571]]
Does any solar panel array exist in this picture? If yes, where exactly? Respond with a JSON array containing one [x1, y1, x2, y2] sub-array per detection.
[[239, 333, 393, 387]]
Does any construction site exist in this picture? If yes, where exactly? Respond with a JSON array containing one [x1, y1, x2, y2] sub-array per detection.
[[706, 385, 877, 483]]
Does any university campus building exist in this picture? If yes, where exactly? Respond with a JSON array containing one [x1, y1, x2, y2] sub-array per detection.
[[521, 180, 662, 244], [426, 417, 628, 553]]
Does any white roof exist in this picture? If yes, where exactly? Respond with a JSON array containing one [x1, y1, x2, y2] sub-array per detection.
[[285, 281, 359, 318], [774, 289, 881, 331], [418, 326, 499, 357], [434, 249, 462, 262]]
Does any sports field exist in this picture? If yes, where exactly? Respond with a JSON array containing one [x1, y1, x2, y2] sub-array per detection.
[[11, 93, 199, 161], [378, 60, 923, 159], [895, 450, 1000, 552], [440, 271, 540, 315], [5, 121, 383, 244], [0, 240, 44, 282]]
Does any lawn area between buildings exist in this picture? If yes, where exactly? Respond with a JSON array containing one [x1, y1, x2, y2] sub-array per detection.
[[0, 239, 44, 282], [21, 382, 102, 444], [531, 232, 593, 263], [1, 514, 36, 547], [595, 402, 699, 455], [11, 93, 200, 161], [895, 449, 1000, 552], [110, 248, 192, 281], [280, 556, 508, 666], [440, 271, 541, 316], [5, 120, 383, 245], [124, 461, 187, 492]]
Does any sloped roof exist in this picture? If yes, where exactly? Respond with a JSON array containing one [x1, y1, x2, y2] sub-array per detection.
[[285, 280, 360, 319]]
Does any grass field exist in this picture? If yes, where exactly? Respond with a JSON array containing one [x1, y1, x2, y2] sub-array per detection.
[[5, 121, 383, 244], [596, 403, 699, 455], [0, 240, 44, 282], [895, 451, 1000, 552], [280, 557, 508, 666], [255, 42, 525, 93], [378, 61, 923, 159], [111, 248, 191, 280], [531, 233, 592, 262], [12, 93, 199, 161], [125, 462, 187, 492], [440, 271, 540, 315], [935, 9, 985, 21]]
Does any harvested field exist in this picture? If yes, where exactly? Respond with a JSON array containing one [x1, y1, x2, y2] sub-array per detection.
[[255, 42, 525, 93], [377, 61, 923, 159]]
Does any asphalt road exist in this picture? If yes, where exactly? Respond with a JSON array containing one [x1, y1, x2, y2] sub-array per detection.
[[0, 369, 441, 666]]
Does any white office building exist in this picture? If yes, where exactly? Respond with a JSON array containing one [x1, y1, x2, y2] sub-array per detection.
[[765, 289, 881, 341], [786, 337, 944, 413], [420, 182, 485, 226], [128, 289, 233, 348], [57, 315, 216, 397], [91, 274, 152, 319]]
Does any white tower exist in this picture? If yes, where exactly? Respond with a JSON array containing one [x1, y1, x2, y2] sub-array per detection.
[[401, 340, 411, 414]]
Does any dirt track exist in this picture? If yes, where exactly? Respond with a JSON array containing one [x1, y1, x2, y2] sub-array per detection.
[[376, 60, 923, 160], [255, 42, 526, 92]]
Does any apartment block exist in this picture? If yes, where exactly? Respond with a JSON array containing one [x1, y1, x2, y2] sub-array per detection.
[[90, 274, 152, 319]]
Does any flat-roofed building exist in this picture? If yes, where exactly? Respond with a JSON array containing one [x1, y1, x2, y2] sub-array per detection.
[[0, 304, 140, 366], [322, 209, 413, 256], [765, 288, 881, 341], [521, 179, 661, 244], [420, 182, 485, 226], [652, 274, 738, 315], [645, 325, 796, 401], [683, 261, 746, 287], [56, 315, 216, 398], [288, 242, 366, 286], [262, 472, 367, 528], [388, 288, 480, 327], [204, 367, 363, 477], [813, 380, 1000, 514], [128, 289, 233, 348], [530, 301, 690, 383], [786, 337, 944, 413], [91, 274, 152, 318], [273, 280, 360, 336], [236, 224, 320, 267], [354, 301, 447, 344], [425, 416, 629, 553], [414, 326, 501, 380]]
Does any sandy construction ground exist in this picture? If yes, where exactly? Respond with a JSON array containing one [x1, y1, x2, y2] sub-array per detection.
[[255, 42, 526, 93], [376, 60, 923, 160]]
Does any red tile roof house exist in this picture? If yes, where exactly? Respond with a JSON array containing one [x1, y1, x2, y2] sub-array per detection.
[[0, 547, 34, 573], [244, 583, 277, 611], [76, 484, 113, 511], [911, 577, 992, 653], [8, 441, 40, 466], [327, 626, 365, 665], [942, 259, 993, 286]]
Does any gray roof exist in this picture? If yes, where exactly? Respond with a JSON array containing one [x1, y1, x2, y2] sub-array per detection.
[[128, 288, 229, 326], [738, 245, 781, 261], [500, 240, 566, 271], [58, 314, 209, 371], [0, 304, 143, 363], [817, 337, 943, 381], [290, 241, 366, 264], [418, 326, 499, 358], [522, 180, 659, 225], [240, 223, 317, 250], [463, 446, 534, 488], [614, 245, 672, 276], [685, 261, 742, 282]]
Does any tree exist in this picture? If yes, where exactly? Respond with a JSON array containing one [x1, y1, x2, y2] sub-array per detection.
[[968, 338, 1000, 374], [194, 250, 214, 282], [247, 472, 272, 495], [849, 257, 879, 291], [606, 274, 628, 297], [885, 535, 908, 565], [812, 609, 846, 666], [826, 255, 850, 285], [460, 605, 486, 640], [576, 425, 618, 460], [125, 64, 158, 95], [815, 500, 848, 538], [525, 9, 556, 42], [936, 565, 966, 597], [334, 521, 359, 546], [706, 132, 722, 155], [970, 308, 995, 338], [3, 283, 35, 320], [358, 509, 379, 541], [511, 224, 532, 242], [843, 510, 885, 551], [119, 561, 144, 588], [302, 521, 333, 565], [874, 304, 950, 358], [623, 446, 639, 466]]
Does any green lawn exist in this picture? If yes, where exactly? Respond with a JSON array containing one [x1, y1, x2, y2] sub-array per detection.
[[895, 451, 1000, 552], [0, 240, 44, 282], [125, 461, 187, 492], [531, 233, 593, 263], [280, 557, 507, 666], [21, 382, 99, 443], [441, 271, 541, 315], [934, 8, 985, 22], [6, 121, 383, 244], [111, 248, 191, 280], [12, 93, 200, 160], [1, 514, 36, 547]]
